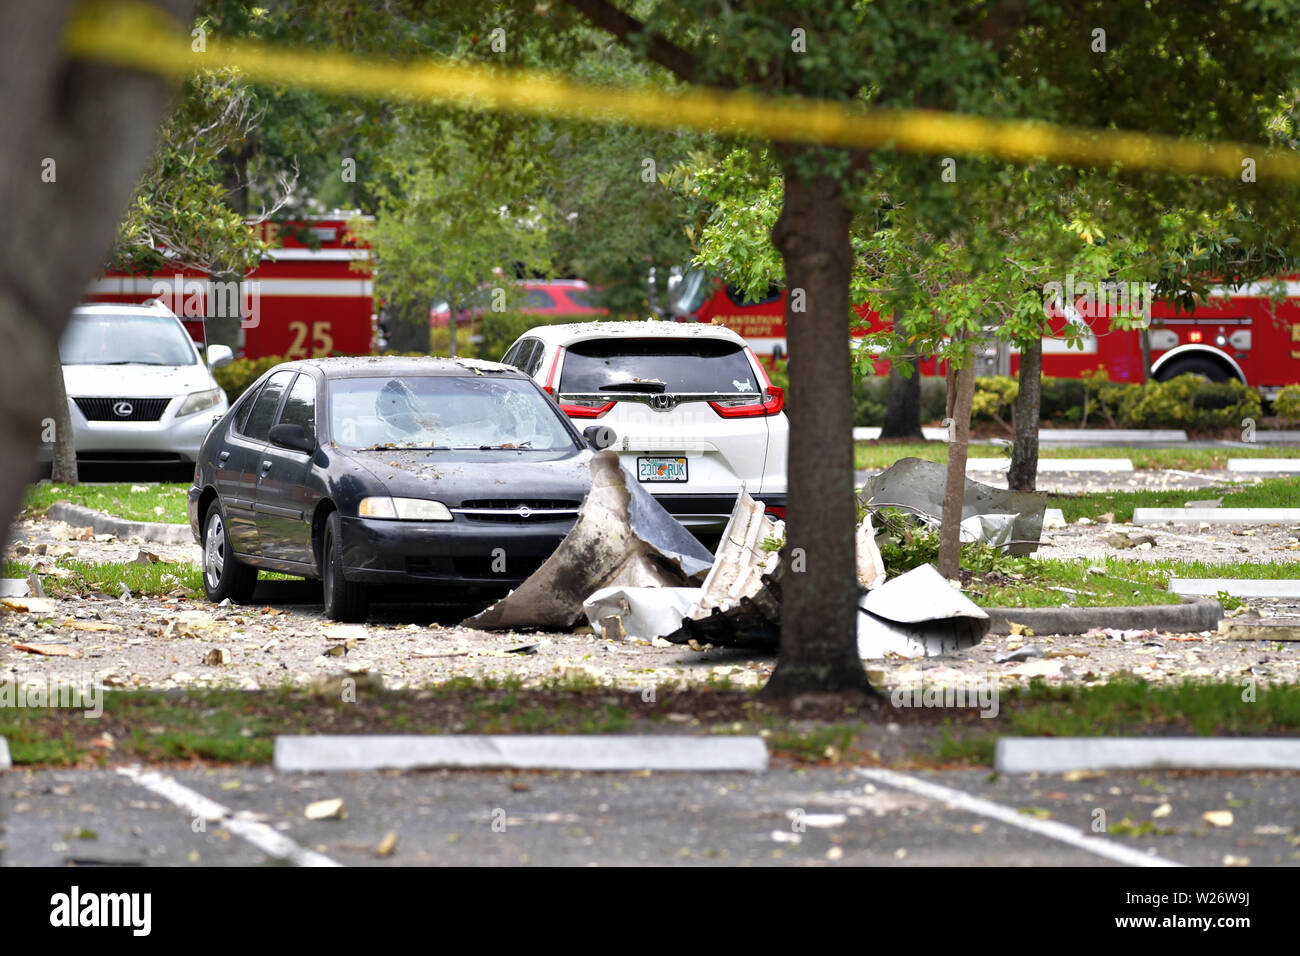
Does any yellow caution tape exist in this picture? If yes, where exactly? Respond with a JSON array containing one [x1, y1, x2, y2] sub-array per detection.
[[63, 0, 1300, 182]]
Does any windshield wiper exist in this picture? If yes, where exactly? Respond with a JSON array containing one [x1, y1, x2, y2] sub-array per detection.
[[354, 444, 450, 451], [598, 381, 667, 393]]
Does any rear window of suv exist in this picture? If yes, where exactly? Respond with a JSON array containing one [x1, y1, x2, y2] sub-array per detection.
[[559, 338, 758, 394]]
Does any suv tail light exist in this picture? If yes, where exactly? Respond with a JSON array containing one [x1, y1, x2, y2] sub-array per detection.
[[710, 344, 785, 417], [557, 398, 615, 418], [709, 385, 784, 418], [763, 505, 786, 520]]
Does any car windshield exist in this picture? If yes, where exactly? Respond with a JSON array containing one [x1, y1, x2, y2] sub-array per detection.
[[60, 312, 197, 366], [559, 338, 759, 394], [329, 374, 577, 451]]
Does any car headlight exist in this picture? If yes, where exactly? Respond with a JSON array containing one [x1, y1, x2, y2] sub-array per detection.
[[177, 388, 222, 417], [357, 496, 453, 521]]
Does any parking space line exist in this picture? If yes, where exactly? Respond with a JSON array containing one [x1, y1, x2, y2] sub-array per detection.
[[857, 768, 1182, 868], [116, 766, 342, 867]]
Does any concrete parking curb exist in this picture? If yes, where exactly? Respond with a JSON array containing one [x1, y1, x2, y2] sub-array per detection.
[[1171, 578, 1300, 599], [46, 501, 193, 545], [0, 736, 10, 771], [274, 735, 770, 772], [996, 737, 1300, 773], [985, 597, 1222, 636], [965, 457, 1133, 472], [1134, 507, 1300, 525], [1227, 458, 1300, 472]]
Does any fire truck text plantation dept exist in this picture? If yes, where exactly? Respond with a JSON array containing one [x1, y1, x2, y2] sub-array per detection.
[[85, 218, 374, 360], [668, 270, 1300, 398]]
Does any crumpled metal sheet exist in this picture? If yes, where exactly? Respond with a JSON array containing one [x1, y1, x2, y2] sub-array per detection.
[[465, 450, 714, 631], [664, 561, 785, 648], [689, 484, 783, 620], [582, 585, 700, 641], [857, 563, 990, 659], [860, 457, 1046, 554]]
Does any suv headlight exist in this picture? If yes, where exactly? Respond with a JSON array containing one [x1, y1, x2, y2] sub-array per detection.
[[177, 388, 222, 417], [358, 497, 453, 521]]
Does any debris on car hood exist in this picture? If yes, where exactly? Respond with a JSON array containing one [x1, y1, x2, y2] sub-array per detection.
[[856, 563, 990, 659], [465, 450, 714, 631], [860, 457, 1046, 554]]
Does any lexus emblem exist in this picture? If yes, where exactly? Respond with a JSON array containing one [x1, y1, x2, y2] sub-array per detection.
[[650, 394, 676, 411], [112, 401, 134, 417], [517, 504, 532, 519]]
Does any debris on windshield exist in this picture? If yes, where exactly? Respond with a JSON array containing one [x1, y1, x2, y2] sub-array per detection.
[[859, 457, 1047, 554], [465, 451, 715, 631]]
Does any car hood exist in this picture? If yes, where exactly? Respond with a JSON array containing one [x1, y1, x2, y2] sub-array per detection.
[[346, 447, 595, 507], [62, 363, 215, 398]]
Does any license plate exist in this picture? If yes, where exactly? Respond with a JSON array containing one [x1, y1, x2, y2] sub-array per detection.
[[637, 456, 688, 482]]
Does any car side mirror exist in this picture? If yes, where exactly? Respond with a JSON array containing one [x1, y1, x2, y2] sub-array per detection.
[[206, 344, 234, 368], [269, 423, 315, 454], [583, 425, 617, 450]]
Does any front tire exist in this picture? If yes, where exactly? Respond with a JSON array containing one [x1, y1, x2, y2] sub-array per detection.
[[322, 512, 368, 622], [202, 503, 257, 604]]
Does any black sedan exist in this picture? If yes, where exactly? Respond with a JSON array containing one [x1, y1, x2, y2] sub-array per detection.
[[188, 356, 601, 621]]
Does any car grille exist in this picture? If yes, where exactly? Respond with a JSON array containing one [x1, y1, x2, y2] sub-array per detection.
[[74, 397, 171, 421], [453, 499, 582, 523]]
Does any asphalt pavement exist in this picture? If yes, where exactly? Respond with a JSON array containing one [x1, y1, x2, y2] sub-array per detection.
[[4, 763, 1296, 866]]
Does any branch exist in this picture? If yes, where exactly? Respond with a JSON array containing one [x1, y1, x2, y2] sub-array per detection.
[[563, 0, 701, 84]]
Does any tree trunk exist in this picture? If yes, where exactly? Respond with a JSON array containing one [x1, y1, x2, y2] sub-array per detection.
[[880, 313, 922, 439], [1008, 336, 1042, 491], [1139, 328, 1152, 382], [937, 342, 976, 579], [0, 0, 190, 546], [763, 162, 870, 699], [50, 359, 77, 484]]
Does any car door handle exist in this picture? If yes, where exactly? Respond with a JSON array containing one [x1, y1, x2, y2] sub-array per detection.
[[218, 451, 230, 463], [261, 460, 272, 472]]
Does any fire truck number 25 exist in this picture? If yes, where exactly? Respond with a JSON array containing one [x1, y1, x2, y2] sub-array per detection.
[[287, 320, 334, 359]]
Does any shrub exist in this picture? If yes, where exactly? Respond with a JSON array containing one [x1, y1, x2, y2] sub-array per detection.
[[1035, 372, 1261, 430], [971, 376, 1018, 424], [1274, 384, 1300, 424], [212, 355, 286, 405]]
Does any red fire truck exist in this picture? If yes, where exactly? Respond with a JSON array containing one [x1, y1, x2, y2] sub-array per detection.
[[668, 271, 1300, 397], [85, 217, 375, 359]]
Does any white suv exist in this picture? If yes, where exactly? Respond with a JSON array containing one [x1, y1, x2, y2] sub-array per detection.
[[502, 321, 788, 533], [53, 301, 233, 466]]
